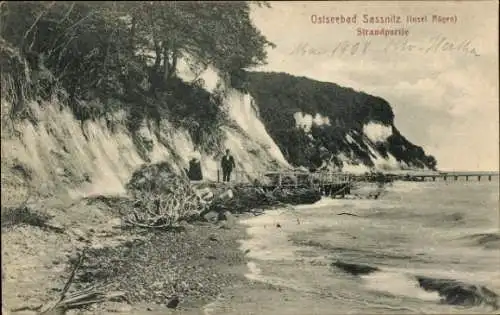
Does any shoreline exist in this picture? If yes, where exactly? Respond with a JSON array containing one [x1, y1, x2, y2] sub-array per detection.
[[1, 183, 407, 315], [0, 183, 378, 315]]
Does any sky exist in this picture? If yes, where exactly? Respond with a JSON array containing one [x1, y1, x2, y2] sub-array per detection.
[[249, 1, 499, 172]]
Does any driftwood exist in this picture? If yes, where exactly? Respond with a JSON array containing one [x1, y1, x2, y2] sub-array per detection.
[[337, 212, 360, 217], [123, 163, 207, 229], [11, 251, 128, 315]]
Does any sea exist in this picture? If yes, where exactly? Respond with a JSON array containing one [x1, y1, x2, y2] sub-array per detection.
[[213, 178, 499, 314]]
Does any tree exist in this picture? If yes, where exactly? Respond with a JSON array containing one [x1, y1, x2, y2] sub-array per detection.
[[1, 1, 275, 153]]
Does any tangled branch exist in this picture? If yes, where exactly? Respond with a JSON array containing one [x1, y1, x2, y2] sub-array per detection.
[[123, 163, 207, 229]]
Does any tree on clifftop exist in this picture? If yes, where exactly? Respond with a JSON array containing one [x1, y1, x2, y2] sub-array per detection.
[[0, 1, 274, 151], [1, 1, 274, 104]]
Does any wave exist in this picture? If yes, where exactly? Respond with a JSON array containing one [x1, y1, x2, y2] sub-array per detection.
[[416, 275, 499, 309], [293, 239, 430, 263], [331, 260, 380, 276], [331, 260, 499, 310], [460, 232, 500, 249]]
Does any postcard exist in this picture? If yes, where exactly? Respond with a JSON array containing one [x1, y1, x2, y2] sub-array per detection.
[[1, 1, 498, 314]]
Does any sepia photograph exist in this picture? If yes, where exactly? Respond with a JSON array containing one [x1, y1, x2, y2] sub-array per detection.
[[1, 1, 498, 314]]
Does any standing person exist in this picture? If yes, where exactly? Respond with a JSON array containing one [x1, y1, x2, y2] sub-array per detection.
[[187, 157, 203, 181], [221, 149, 236, 182]]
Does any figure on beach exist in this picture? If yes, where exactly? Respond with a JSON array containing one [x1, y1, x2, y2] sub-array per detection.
[[187, 157, 203, 181], [221, 149, 236, 182]]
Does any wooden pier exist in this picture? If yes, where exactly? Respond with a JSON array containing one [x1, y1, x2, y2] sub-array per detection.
[[218, 170, 357, 197], [400, 171, 499, 182]]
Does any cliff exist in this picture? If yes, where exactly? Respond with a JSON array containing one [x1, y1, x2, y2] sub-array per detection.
[[0, 2, 437, 208], [1, 63, 290, 208], [236, 71, 437, 172], [1, 55, 437, 209]]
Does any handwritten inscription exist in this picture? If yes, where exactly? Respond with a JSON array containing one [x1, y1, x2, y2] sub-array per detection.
[[385, 36, 479, 56], [289, 36, 480, 57]]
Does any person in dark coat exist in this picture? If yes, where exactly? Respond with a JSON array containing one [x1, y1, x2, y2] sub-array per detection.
[[221, 149, 236, 182], [187, 158, 203, 180]]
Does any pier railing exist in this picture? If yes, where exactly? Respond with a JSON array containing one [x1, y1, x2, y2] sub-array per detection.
[[216, 169, 352, 187]]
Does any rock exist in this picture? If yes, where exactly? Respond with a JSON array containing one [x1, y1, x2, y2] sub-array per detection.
[[195, 187, 214, 201], [203, 211, 219, 223], [219, 189, 234, 201], [166, 296, 180, 309]]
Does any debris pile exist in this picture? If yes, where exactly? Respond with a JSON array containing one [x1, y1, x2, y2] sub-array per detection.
[[123, 163, 208, 229], [206, 185, 321, 215]]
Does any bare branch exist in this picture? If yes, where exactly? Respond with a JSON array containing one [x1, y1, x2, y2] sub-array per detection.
[[22, 1, 57, 47], [57, 2, 76, 25], [59, 250, 86, 303]]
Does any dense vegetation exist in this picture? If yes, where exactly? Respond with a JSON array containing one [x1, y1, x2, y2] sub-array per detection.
[[236, 71, 437, 170], [0, 2, 436, 170], [0, 1, 274, 153]]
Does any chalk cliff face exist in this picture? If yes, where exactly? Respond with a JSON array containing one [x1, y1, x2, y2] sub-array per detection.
[[1, 60, 288, 207], [1, 59, 435, 207], [237, 71, 437, 173]]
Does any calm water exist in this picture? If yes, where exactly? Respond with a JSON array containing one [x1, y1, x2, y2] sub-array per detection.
[[229, 179, 499, 314]]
